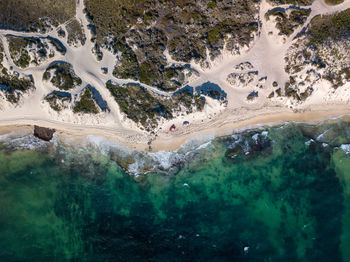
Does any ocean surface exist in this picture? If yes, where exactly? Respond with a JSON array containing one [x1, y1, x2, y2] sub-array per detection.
[[2, 119, 350, 261]]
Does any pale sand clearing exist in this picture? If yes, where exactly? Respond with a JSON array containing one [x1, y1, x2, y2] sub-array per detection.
[[0, 0, 350, 152]]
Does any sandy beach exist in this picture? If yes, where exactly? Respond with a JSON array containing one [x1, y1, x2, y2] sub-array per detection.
[[1, 103, 350, 152], [1, 0, 350, 152]]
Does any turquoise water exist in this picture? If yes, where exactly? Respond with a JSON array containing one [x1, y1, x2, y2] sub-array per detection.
[[1, 120, 350, 261]]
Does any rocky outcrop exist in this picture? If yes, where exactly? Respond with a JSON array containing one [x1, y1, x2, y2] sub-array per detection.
[[34, 125, 55, 141], [225, 131, 272, 162]]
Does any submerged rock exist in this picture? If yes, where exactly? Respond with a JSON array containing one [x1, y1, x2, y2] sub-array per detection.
[[225, 131, 272, 161], [300, 121, 350, 147], [34, 125, 55, 141]]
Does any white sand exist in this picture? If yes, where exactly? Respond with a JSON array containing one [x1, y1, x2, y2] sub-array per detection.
[[0, 0, 350, 151]]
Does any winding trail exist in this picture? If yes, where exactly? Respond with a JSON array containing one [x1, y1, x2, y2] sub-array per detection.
[[0, 1, 173, 98], [0, 0, 350, 150]]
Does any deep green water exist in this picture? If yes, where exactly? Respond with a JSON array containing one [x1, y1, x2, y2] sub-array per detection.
[[2, 121, 350, 261]]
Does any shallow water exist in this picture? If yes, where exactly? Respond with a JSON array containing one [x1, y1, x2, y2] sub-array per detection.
[[1, 121, 350, 261]]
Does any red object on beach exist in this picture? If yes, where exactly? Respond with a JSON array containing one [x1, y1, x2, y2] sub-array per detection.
[[170, 124, 176, 131]]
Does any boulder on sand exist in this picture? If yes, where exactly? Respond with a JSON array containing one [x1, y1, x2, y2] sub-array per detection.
[[34, 125, 56, 141]]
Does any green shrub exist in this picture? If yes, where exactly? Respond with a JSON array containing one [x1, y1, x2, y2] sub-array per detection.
[[325, 0, 344, 5], [45, 92, 71, 111], [73, 88, 98, 114], [8, 37, 32, 68], [0, 74, 34, 103], [268, 0, 313, 5], [66, 19, 86, 46], [0, 0, 75, 32], [85, 0, 260, 88], [308, 8, 350, 46], [207, 25, 222, 45], [106, 81, 206, 130], [266, 8, 310, 36], [207, 1, 216, 9], [44, 62, 82, 90]]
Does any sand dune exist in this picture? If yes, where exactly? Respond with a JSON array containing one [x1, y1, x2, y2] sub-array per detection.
[[0, 0, 350, 151]]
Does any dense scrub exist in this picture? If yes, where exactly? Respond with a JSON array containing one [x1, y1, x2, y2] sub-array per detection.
[[106, 81, 205, 130], [7, 37, 32, 68], [43, 62, 82, 90], [308, 8, 350, 46], [73, 88, 99, 114], [0, 41, 4, 68], [45, 91, 72, 111], [0, 39, 35, 103], [0, 74, 35, 103], [0, 0, 76, 32], [66, 19, 86, 46], [306, 9, 350, 88], [325, 0, 344, 5], [86, 85, 109, 111], [111, 29, 187, 91], [85, 0, 260, 90], [283, 8, 350, 94], [0, 41, 35, 103], [266, 8, 311, 36], [7, 36, 67, 68], [267, 0, 314, 5], [47, 37, 67, 55]]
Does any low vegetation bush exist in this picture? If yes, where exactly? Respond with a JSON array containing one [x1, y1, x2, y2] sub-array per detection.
[[73, 88, 98, 114], [308, 8, 350, 46]]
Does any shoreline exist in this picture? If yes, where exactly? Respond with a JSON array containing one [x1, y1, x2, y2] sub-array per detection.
[[152, 105, 350, 151], [1, 104, 350, 152], [0, 1, 350, 153]]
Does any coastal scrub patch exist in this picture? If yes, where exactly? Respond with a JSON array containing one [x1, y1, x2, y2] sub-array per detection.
[[0, 41, 4, 68], [0, 74, 35, 103], [325, 0, 344, 5], [43, 62, 82, 90], [308, 8, 350, 46], [106, 81, 205, 131], [47, 37, 67, 55], [227, 71, 259, 87], [284, 80, 313, 101], [66, 19, 86, 47], [247, 91, 259, 101], [266, 7, 311, 36], [0, 0, 76, 32], [285, 9, 350, 90], [306, 9, 350, 88], [45, 91, 72, 111], [86, 85, 109, 112], [7, 36, 32, 68], [85, 0, 260, 89], [267, 0, 314, 5], [7, 36, 67, 68], [73, 88, 99, 114], [196, 82, 227, 101], [112, 40, 140, 81], [107, 82, 171, 130], [0, 40, 35, 103], [112, 28, 186, 91]]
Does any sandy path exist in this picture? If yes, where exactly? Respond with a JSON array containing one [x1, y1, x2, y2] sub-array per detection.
[[0, 0, 350, 151]]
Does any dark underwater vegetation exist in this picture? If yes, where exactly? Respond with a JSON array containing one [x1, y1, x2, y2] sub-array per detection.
[[2, 120, 350, 261]]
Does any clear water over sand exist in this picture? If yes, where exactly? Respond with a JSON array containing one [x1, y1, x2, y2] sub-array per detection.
[[1, 120, 350, 261]]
